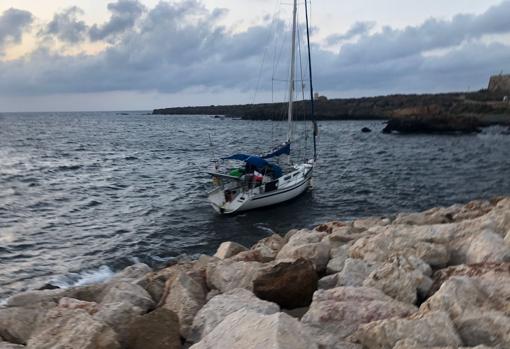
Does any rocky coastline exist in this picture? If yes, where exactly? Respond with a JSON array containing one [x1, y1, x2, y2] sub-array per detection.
[[1, 197, 510, 349]]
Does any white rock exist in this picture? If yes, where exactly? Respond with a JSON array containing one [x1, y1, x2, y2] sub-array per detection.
[[100, 281, 154, 311], [326, 246, 349, 274], [465, 229, 510, 264], [0, 305, 48, 344], [188, 288, 279, 343], [301, 287, 417, 345], [26, 308, 120, 349], [336, 259, 378, 287], [354, 311, 462, 349], [162, 271, 206, 339], [206, 260, 263, 292], [190, 309, 319, 349], [213, 241, 248, 259]]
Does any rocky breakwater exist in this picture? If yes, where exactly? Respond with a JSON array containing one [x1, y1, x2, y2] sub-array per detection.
[[1, 197, 510, 349]]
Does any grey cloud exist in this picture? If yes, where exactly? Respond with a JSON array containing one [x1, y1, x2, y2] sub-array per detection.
[[41, 7, 88, 43], [0, 8, 33, 54], [89, 0, 146, 42], [326, 21, 375, 45], [339, 0, 510, 65], [1, 0, 510, 100]]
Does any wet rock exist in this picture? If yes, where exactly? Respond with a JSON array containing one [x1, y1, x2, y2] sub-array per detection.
[[214, 241, 248, 259], [6, 284, 107, 307], [206, 260, 263, 292], [125, 308, 181, 349], [0, 305, 49, 344], [27, 308, 120, 349], [112, 263, 152, 281], [354, 311, 462, 349], [161, 271, 206, 339], [188, 288, 279, 343], [361, 127, 371, 133], [253, 258, 318, 309], [382, 116, 482, 134], [301, 287, 417, 345], [190, 309, 319, 349]]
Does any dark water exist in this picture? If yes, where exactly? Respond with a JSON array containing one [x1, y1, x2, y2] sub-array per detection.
[[1, 111, 510, 298]]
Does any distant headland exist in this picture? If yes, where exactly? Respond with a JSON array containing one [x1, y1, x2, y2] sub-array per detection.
[[153, 75, 510, 133]]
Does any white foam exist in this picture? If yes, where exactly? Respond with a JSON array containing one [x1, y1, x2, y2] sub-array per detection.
[[49, 265, 115, 289]]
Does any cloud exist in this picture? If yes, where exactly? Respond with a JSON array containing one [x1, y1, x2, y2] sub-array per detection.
[[0, 8, 33, 55], [89, 0, 146, 42], [1, 0, 510, 102], [40, 7, 88, 43], [338, 0, 510, 65], [326, 21, 375, 45]]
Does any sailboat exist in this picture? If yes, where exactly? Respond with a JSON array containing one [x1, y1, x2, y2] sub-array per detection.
[[207, 0, 317, 214]]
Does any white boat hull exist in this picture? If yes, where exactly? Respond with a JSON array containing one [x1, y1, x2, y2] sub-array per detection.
[[208, 163, 313, 214]]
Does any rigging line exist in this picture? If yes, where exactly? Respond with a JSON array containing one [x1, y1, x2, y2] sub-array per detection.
[[253, 0, 283, 105]]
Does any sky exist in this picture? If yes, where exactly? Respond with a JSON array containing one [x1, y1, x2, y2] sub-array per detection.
[[1, 0, 510, 112]]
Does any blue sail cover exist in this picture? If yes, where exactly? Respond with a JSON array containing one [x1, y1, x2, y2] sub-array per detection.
[[222, 154, 283, 178], [262, 142, 291, 159]]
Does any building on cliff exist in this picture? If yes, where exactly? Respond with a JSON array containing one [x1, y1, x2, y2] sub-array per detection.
[[488, 73, 510, 94]]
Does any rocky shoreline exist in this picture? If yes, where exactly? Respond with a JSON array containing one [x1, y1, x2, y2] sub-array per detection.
[[1, 197, 510, 349]]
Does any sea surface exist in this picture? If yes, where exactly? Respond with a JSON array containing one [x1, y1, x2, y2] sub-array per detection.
[[1, 111, 510, 299]]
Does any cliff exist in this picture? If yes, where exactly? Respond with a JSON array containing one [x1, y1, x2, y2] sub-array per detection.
[[153, 90, 510, 125]]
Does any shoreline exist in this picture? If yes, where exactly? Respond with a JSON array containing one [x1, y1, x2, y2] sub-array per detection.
[[1, 197, 509, 348]]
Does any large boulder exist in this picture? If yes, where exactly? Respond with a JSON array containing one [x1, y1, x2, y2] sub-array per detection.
[[335, 258, 378, 287], [26, 308, 120, 349], [6, 284, 106, 307], [428, 262, 510, 296], [213, 242, 248, 259], [353, 311, 462, 349], [253, 258, 318, 309], [276, 230, 330, 272], [362, 256, 432, 304], [206, 260, 263, 292], [421, 275, 510, 348], [301, 287, 417, 346], [0, 305, 50, 344], [161, 271, 206, 339], [100, 281, 154, 311], [250, 234, 286, 258], [125, 308, 181, 349], [349, 225, 450, 267], [190, 309, 319, 349], [188, 288, 279, 343], [93, 302, 144, 345], [111, 264, 152, 282], [464, 229, 510, 264]]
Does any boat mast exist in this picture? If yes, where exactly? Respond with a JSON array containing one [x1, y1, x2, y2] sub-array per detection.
[[287, 0, 298, 144], [304, 0, 317, 161]]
